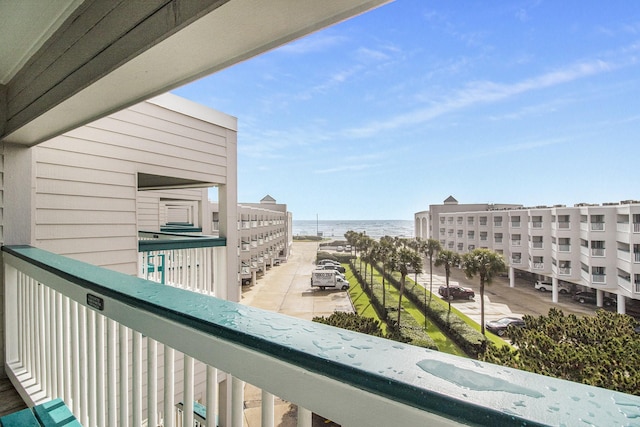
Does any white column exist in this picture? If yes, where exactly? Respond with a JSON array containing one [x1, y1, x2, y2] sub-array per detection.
[[219, 128, 238, 302], [551, 277, 559, 303], [618, 294, 626, 314], [508, 266, 515, 288]]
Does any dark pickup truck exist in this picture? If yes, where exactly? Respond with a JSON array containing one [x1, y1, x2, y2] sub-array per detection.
[[438, 285, 475, 300]]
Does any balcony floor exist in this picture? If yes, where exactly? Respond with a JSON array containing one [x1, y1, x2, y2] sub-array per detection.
[[0, 377, 27, 416]]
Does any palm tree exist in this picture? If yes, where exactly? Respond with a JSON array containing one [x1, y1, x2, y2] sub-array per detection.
[[379, 235, 395, 312], [391, 239, 422, 328], [422, 238, 442, 306], [461, 248, 507, 335], [434, 250, 461, 315], [364, 238, 379, 288]]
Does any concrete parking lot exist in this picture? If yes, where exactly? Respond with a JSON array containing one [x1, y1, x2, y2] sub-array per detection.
[[238, 241, 603, 427]]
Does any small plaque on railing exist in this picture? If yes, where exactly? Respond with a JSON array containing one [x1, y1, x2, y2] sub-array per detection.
[[87, 294, 104, 311]]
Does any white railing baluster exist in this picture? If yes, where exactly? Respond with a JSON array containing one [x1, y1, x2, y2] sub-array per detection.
[[206, 366, 217, 427], [38, 281, 46, 396], [63, 296, 71, 407], [133, 331, 143, 427], [262, 390, 274, 427], [147, 338, 158, 427], [43, 285, 52, 397], [231, 376, 244, 427], [55, 292, 63, 399], [119, 324, 129, 427], [27, 278, 35, 380], [164, 346, 175, 427], [47, 288, 56, 398], [71, 300, 80, 416], [96, 314, 105, 427], [107, 319, 117, 427], [88, 309, 97, 425], [184, 355, 194, 427], [79, 305, 88, 425], [297, 407, 312, 427]]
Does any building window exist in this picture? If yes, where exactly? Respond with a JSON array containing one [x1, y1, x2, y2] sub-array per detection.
[[590, 214, 605, 231], [591, 240, 605, 257], [494, 216, 503, 227], [592, 266, 606, 283], [511, 216, 521, 228], [479, 216, 487, 226]]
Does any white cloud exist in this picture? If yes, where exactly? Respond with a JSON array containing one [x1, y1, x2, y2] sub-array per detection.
[[344, 59, 616, 138]]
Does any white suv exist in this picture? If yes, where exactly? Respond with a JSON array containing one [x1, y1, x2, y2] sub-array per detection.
[[534, 280, 571, 294]]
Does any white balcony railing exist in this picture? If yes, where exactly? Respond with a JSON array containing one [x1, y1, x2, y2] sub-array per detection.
[[5, 246, 639, 426], [558, 244, 571, 252], [138, 231, 226, 295], [591, 248, 605, 257], [533, 262, 544, 269], [559, 267, 572, 275], [591, 223, 605, 231], [592, 274, 606, 283]]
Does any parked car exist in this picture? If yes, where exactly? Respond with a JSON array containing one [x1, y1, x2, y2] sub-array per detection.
[[336, 246, 344, 252], [317, 259, 340, 266], [438, 285, 475, 300], [573, 291, 616, 307], [485, 317, 526, 337], [534, 280, 571, 294]]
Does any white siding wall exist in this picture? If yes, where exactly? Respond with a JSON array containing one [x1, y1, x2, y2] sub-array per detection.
[[33, 95, 235, 275], [138, 192, 161, 231]]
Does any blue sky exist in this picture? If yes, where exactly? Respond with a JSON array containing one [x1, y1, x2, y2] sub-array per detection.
[[173, 1, 640, 221]]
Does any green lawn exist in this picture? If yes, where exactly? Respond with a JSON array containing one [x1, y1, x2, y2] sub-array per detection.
[[348, 263, 467, 357]]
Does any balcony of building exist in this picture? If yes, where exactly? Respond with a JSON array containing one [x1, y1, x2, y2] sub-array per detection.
[[5, 245, 640, 427], [138, 231, 227, 295]]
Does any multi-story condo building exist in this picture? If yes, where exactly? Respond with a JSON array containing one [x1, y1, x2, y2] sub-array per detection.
[[2, 3, 638, 426], [212, 195, 292, 286], [415, 196, 640, 312]]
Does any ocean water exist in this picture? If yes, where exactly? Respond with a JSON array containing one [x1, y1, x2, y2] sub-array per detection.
[[292, 219, 414, 240]]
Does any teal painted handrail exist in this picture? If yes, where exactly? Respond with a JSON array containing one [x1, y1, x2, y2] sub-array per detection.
[[4, 244, 640, 426], [138, 234, 226, 252]]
